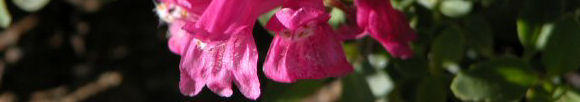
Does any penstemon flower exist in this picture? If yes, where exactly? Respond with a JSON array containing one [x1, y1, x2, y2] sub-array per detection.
[[263, 0, 353, 83], [354, 0, 417, 59], [157, 0, 281, 100], [156, 0, 417, 100]]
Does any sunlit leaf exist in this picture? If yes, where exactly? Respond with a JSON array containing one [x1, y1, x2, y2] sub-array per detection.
[[0, 0, 11, 28], [12, 0, 51, 12], [542, 15, 580, 76], [450, 57, 538, 101], [439, 0, 472, 18], [555, 88, 580, 102], [417, 0, 438, 10]]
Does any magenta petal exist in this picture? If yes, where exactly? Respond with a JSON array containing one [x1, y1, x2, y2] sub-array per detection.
[[355, 0, 417, 59], [206, 69, 233, 97], [168, 21, 192, 55], [179, 66, 205, 96], [264, 25, 354, 83], [224, 29, 261, 99], [272, 8, 329, 30]]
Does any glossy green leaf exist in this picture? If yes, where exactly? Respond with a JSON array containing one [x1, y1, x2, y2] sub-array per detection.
[[463, 16, 494, 57], [542, 15, 580, 76], [0, 0, 10, 28], [451, 57, 538, 101], [439, 0, 472, 18], [341, 73, 375, 102], [431, 26, 465, 68], [12, 0, 51, 12]]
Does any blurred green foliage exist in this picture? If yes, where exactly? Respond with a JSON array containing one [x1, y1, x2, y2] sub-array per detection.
[[323, 0, 580, 101]]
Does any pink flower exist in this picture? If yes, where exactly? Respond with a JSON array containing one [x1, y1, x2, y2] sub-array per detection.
[[354, 0, 417, 59], [155, 0, 210, 55], [160, 0, 282, 100], [263, 0, 354, 83]]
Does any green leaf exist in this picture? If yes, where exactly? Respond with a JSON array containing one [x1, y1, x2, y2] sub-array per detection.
[[555, 89, 580, 102], [416, 75, 447, 102], [343, 42, 360, 63], [258, 8, 279, 27], [463, 16, 494, 57], [517, 0, 564, 50], [12, 0, 51, 12], [542, 15, 580, 76], [341, 73, 375, 102], [262, 80, 325, 102], [439, 0, 473, 18], [0, 0, 11, 28], [450, 57, 538, 101], [431, 26, 465, 68], [417, 0, 438, 9], [526, 86, 553, 102]]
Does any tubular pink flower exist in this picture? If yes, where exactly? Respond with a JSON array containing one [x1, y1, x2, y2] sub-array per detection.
[[354, 0, 417, 59], [169, 0, 282, 100], [263, 0, 353, 83]]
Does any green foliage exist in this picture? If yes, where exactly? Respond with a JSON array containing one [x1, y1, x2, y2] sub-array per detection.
[[462, 16, 494, 57], [341, 73, 376, 102], [431, 26, 465, 68], [416, 75, 447, 102], [262, 80, 325, 102], [451, 57, 538, 101], [542, 15, 580, 76]]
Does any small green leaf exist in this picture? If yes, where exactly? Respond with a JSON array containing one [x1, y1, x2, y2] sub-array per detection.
[[431, 26, 465, 68], [542, 15, 580, 76], [439, 0, 472, 18], [0, 0, 11, 28], [258, 8, 279, 27], [328, 7, 346, 28], [450, 57, 538, 101], [417, 0, 438, 9], [526, 86, 553, 102], [12, 0, 51, 12]]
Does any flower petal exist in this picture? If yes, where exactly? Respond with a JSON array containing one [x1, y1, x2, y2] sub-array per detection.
[[224, 28, 261, 100], [264, 25, 353, 83]]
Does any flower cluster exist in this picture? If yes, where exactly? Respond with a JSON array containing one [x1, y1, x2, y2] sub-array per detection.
[[155, 0, 416, 99]]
